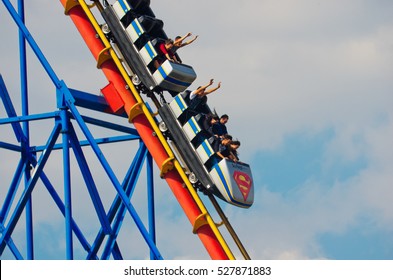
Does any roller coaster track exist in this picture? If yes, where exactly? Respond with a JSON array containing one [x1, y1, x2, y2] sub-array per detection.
[[0, 0, 250, 260]]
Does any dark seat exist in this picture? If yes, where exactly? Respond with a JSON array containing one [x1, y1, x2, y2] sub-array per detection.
[[126, 0, 150, 9], [150, 37, 165, 48], [137, 15, 163, 34], [181, 90, 191, 104]]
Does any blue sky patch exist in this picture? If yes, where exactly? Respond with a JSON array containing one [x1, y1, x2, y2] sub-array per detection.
[[317, 217, 393, 260], [252, 128, 368, 193]]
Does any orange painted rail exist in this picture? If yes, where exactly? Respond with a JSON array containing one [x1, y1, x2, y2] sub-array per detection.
[[60, 0, 232, 260]]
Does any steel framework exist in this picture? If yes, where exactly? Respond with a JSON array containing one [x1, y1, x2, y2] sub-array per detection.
[[0, 0, 161, 260]]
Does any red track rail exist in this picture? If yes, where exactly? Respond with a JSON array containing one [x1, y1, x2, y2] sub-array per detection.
[[59, 0, 230, 259]]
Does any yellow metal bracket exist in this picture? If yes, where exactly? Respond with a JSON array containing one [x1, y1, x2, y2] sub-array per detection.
[[97, 47, 112, 69], [71, 0, 237, 260], [64, 0, 80, 15], [192, 213, 208, 234], [78, 0, 97, 10], [87, 2, 97, 9], [160, 157, 175, 178], [150, 111, 159, 117], [128, 102, 143, 123], [215, 220, 225, 227]]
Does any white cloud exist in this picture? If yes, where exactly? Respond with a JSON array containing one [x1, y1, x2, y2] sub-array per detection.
[[226, 113, 393, 259]]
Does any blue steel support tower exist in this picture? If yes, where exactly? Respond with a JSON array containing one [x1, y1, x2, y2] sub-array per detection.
[[0, 0, 161, 259]]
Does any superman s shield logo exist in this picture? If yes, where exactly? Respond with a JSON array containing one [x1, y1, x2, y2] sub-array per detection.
[[233, 171, 252, 201]]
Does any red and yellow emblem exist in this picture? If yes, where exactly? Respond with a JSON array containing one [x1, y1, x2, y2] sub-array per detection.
[[233, 171, 252, 201]]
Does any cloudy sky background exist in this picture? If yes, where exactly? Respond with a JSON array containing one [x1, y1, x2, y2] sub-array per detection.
[[1, 0, 393, 259]]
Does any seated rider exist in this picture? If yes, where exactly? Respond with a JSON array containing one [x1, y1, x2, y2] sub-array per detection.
[[216, 135, 233, 160], [212, 114, 229, 141], [172, 32, 199, 54], [229, 140, 241, 162], [188, 79, 221, 114], [154, 38, 179, 68], [201, 114, 220, 151], [217, 137, 241, 162]]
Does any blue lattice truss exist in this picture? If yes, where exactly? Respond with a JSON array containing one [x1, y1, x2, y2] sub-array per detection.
[[0, 0, 162, 260]]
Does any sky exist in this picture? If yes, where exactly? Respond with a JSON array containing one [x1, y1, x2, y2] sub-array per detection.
[[1, 0, 393, 260]]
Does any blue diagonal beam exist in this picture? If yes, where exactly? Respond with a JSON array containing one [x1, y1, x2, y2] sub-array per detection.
[[68, 124, 113, 235], [87, 143, 146, 259], [1, 0, 61, 88], [0, 142, 22, 152], [0, 160, 25, 259], [0, 112, 60, 126], [0, 122, 62, 254], [101, 142, 148, 260], [33, 135, 140, 153], [0, 144, 95, 258], [0, 223, 23, 259], [60, 82, 162, 259], [78, 115, 139, 135], [0, 159, 24, 224], [37, 164, 95, 258], [69, 88, 128, 118], [111, 242, 123, 260], [0, 75, 24, 143]]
